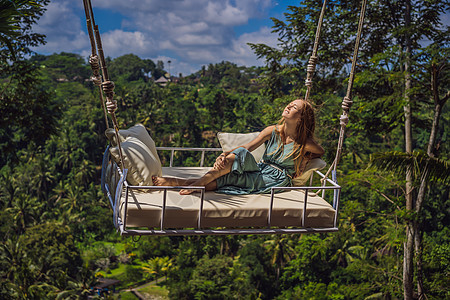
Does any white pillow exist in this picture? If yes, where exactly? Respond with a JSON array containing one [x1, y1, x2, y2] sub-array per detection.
[[217, 132, 266, 162], [105, 123, 162, 166], [292, 158, 327, 186], [109, 136, 162, 186]]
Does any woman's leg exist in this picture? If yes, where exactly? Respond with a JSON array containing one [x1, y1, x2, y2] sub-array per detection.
[[152, 177, 196, 186], [180, 154, 235, 195], [205, 180, 217, 191], [152, 177, 217, 193]]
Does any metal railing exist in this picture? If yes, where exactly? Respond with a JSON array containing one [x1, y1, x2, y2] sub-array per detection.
[[156, 147, 222, 167], [102, 147, 341, 236]]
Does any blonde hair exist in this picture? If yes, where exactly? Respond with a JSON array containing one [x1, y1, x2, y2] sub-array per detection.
[[274, 99, 316, 176]]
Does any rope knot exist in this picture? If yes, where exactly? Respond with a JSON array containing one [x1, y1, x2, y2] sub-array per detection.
[[340, 114, 349, 126], [106, 100, 117, 114], [91, 75, 102, 86], [89, 55, 100, 70], [102, 80, 115, 96], [341, 96, 353, 111], [307, 63, 316, 74], [305, 79, 313, 87], [307, 56, 317, 75], [102, 81, 116, 114], [309, 56, 318, 65]]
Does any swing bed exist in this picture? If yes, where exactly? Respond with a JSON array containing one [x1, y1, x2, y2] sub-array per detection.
[[83, 0, 367, 236]]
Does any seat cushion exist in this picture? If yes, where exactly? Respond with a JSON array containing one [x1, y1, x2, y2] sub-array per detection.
[[105, 123, 162, 167], [109, 136, 161, 186], [120, 167, 336, 229], [119, 124, 161, 166], [292, 158, 327, 186]]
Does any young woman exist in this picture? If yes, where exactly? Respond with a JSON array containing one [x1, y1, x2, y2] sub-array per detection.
[[153, 99, 324, 195]]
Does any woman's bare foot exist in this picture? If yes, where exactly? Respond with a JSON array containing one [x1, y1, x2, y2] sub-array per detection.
[[179, 189, 195, 195], [179, 187, 204, 195], [152, 176, 179, 186]]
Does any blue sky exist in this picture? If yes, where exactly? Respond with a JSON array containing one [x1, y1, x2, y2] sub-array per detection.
[[32, 1, 450, 76], [32, 0, 302, 75]]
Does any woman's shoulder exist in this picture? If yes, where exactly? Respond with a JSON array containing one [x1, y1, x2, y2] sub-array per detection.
[[259, 125, 276, 138], [250, 126, 276, 145], [263, 125, 276, 133]]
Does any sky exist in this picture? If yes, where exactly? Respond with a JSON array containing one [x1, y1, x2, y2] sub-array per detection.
[[32, 1, 450, 77], [32, 0, 302, 76]]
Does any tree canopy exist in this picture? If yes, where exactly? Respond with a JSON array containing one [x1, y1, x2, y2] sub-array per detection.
[[0, 0, 448, 299]]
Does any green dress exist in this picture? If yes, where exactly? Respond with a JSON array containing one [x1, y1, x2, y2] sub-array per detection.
[[216, 129, 295, 195]]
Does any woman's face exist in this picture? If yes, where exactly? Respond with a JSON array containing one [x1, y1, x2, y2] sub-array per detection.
[[282, 99, 303, 120]]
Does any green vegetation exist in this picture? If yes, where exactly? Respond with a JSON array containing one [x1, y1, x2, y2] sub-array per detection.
[[0, 0, 449, 299]]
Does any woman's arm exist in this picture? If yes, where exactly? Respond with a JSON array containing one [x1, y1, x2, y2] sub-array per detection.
[[242, 126, 274, 152], [294, 140, 324, 178], [221, 126, 274, 156], [214, 126, 274, 169]]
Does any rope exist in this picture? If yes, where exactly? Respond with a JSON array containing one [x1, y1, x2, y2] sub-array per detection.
[[89, 55, 109, 128], [321, 0, 367, 183], [304, 0, 328, 102], [83, 0, 125, 171], [83, 0, 109, 129]]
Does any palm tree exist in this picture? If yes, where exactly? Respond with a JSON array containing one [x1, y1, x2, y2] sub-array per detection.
[[55, 266, 96, 299], [74, 159, 95, 188], [32, 154, 55, 202], [0, 0, 23, 59], [58, 185, 84, 224], [0, 238, 25, 282], [160, 257, 173, 281], [370, 149, 450, 298], [0, 166, 17, 207], [50, 180, 67, 205], [370, 151, 450, 186], [263, 235, 296, 280], [372, 222, 404, 258], [6, 194, 39, 233], [142, 256, 172, 283], [331, 240, 352, 267], [54, 129, 74, 173], [59, 185, 82, 214], [0, 237, 55, 299]]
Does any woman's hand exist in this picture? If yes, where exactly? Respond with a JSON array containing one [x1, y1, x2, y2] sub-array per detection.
[[213, 153, 228, 170]]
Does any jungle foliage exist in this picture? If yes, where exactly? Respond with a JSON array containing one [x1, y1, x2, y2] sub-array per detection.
[[0, 0, 449, 299]]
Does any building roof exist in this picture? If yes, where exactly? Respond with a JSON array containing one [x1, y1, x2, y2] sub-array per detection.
[[155, 76, 169, 83], [92, 278, 121, 290]]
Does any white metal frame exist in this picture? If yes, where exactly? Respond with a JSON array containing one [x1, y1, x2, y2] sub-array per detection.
[[101, 147, 341, 236]]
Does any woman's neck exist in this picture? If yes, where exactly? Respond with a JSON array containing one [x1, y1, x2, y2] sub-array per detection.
[[282, 123, 297, 144]]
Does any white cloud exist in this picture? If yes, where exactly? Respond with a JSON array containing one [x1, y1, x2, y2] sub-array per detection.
[[33, 0, 88, 53], [32, 0, 277, 74], [204, 1, 249, 25], [174, 34, 224, 46], [222, 26, 279, 66], [100, 30, 155, 57]]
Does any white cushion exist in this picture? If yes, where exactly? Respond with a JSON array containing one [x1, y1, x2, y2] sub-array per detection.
[[109, 136, 161, 186], [119, 124, 161, 166], [217, 132, 266, 162], [105, 123, 161, 166], [292, 158, 327, 186]]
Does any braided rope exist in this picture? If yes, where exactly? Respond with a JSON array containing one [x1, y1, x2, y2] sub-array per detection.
[[84, 0, 108, 129], [304, 0, 327, 102], [321, 0, 367, 183], [89, 55, 102, 85], [83, 0, 124, 171], [89, 55, 109, 128], [82, 0, 96, 57]]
